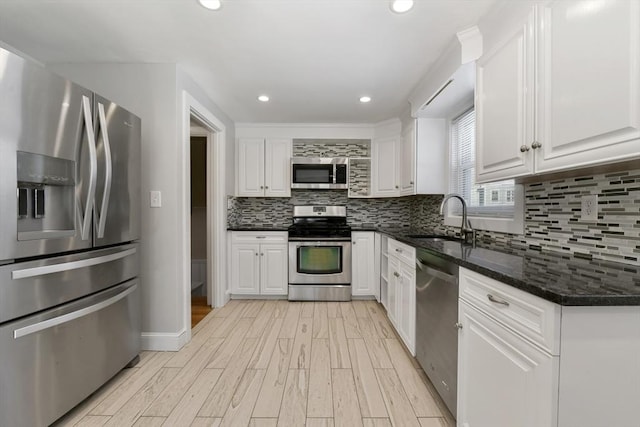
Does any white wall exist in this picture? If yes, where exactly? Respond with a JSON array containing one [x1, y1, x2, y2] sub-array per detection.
[[50, 63, 235, 350], [177, 67, 235, 196]]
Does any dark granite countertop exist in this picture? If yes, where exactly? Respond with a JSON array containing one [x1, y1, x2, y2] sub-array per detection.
[[227, 226, 289, 232], [374, 228, 640, 306]]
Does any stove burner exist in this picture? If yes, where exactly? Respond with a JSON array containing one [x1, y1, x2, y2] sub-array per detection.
[[288, 205, 351, 239]]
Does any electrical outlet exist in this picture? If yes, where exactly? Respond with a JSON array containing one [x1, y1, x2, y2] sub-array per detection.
[[581, 194, 598, 221], [150, 190, 162, 208]]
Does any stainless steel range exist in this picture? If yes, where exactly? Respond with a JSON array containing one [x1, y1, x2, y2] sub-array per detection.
[[288, 206, 351, 301]]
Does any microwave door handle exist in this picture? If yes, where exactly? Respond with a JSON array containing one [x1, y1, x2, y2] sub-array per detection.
[[96, 102, 112, 239], [78, 95, 97, 241]]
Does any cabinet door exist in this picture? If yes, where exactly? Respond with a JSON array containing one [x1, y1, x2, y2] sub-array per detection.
[[264, 138, 292, 197], [397, 261, 416, 355], [259, 244, 288, 295], [400, 124, 416, 196], [230, 244, 260, 294], [371, 136, 400, 197], [535, 1, 640, 173], [351, 232, 376, 296], [387, 256, 400, 328], [476, 10, 536, 183], [457, 300, 558, 427], [236, 138, 265, 196]]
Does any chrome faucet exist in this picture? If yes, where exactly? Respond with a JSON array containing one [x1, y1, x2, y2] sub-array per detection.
[[439, 194, 476, 246]]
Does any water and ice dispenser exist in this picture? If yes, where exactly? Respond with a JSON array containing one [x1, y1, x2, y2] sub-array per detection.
[[16, 151, 76, 241]]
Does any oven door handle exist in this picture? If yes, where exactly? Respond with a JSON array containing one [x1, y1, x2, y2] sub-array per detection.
[[288, 237, 352, 242]]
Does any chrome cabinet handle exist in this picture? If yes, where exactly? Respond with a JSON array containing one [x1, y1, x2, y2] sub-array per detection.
[[352, 241, 356, 244], [255, 253, 259, 256], [395, 185, 399, 189], [261, 253, 264, 256], [531, 141, 542, 149], [393, 271, 400, 277], [265, 186, 269, 189], [520, 145, 530, 152], [487, 294, 509, 306], [455, 322, 463, 330], [260, 186, 264, 189], [395, 248, 403, 253], [410, 181, 414, 185], [256, 236, 266, 239]]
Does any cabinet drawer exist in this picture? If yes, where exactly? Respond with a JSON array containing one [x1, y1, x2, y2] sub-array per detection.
[[387, 238, 415, 266], [231, 231, 288, 244], [459, 267, 560, 355]]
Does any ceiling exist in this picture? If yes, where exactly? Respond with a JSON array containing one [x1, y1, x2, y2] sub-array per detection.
[[0, 0, 496, 124]]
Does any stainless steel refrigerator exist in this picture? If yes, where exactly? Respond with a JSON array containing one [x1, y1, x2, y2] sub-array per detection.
[[0, 46, 142, 427]]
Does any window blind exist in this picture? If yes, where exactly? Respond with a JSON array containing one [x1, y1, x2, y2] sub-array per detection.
[[449, 108, 515, 218]]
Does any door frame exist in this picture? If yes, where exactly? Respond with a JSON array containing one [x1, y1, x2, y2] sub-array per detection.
[[180, 91, 227, 342]]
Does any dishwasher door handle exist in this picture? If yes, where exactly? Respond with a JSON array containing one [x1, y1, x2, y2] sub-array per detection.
[[417, 259, 458, 283]]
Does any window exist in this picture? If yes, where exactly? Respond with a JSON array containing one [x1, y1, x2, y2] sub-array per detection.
[[446, 107, 524, 234], [506, 189, 514, 202]]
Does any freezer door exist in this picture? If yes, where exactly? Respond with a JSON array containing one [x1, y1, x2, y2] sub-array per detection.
[[0, 47, 95, 262], [93, 95, 141, 247], [0, 280, 140, 427], [0, 243, 138, 324]]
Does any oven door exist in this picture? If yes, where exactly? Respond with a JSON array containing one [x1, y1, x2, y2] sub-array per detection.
[[288, 240, 351, 284]]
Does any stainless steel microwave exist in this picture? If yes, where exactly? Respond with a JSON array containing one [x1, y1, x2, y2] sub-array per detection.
[[291, 157, 349, 189]]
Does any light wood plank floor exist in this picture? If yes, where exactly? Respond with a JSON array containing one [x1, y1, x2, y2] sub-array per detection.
[[53, 300, 455, 427]]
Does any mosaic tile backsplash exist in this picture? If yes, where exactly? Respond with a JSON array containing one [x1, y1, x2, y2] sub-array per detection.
[[229, 168, 640, 266], [292, 140, 370, 157]]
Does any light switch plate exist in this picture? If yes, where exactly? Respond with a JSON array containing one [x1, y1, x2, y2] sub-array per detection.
[[150, 190, 162, 208], [580, 194, 598, 221]]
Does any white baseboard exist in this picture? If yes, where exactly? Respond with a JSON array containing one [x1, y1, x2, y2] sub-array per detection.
[[229, 294, 287, 300], [141, 329, 188, 351]]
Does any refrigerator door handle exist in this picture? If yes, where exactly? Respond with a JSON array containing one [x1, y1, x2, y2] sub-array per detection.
[[11, 247, 137, 280], [78, 95, 97, 241], [12, 284, 137, 339], [96, 102, 112, 239]]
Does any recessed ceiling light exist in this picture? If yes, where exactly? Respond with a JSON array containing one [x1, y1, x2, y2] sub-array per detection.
[[258, 95, 270, 102], [359, 96, 372, 103], [198, 0, 222, 11], [390, 0, 414, 14]]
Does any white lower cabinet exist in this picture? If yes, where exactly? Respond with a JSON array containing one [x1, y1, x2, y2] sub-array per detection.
[[457, 267, 640, 427], [229, 232, 287, 296], [457, 300, 558, 427], [386, 255, 399, 327], [386, 238, 416, 355], [351, 231, 378, 297], [396, 260, 416, 353]]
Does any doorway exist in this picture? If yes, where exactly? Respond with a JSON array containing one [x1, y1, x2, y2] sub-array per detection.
[[189, 120, 211, 328], [181, 91, 227, 346]]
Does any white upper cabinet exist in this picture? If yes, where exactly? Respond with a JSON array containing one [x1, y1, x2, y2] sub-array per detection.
[[236, 138, 266, 196], [263, 138, 292, 197], [535, 0, 640, 173], [400, 124, 416, 196], [477, 1, 640, 183], [476, 9, 536, 182], [415, 118, 447, 194], [236, 138, 292, 197], [371, 136, 400, 197]]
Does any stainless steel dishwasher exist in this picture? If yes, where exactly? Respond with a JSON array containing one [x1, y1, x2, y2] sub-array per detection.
[[415, 248, 459, 418]]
